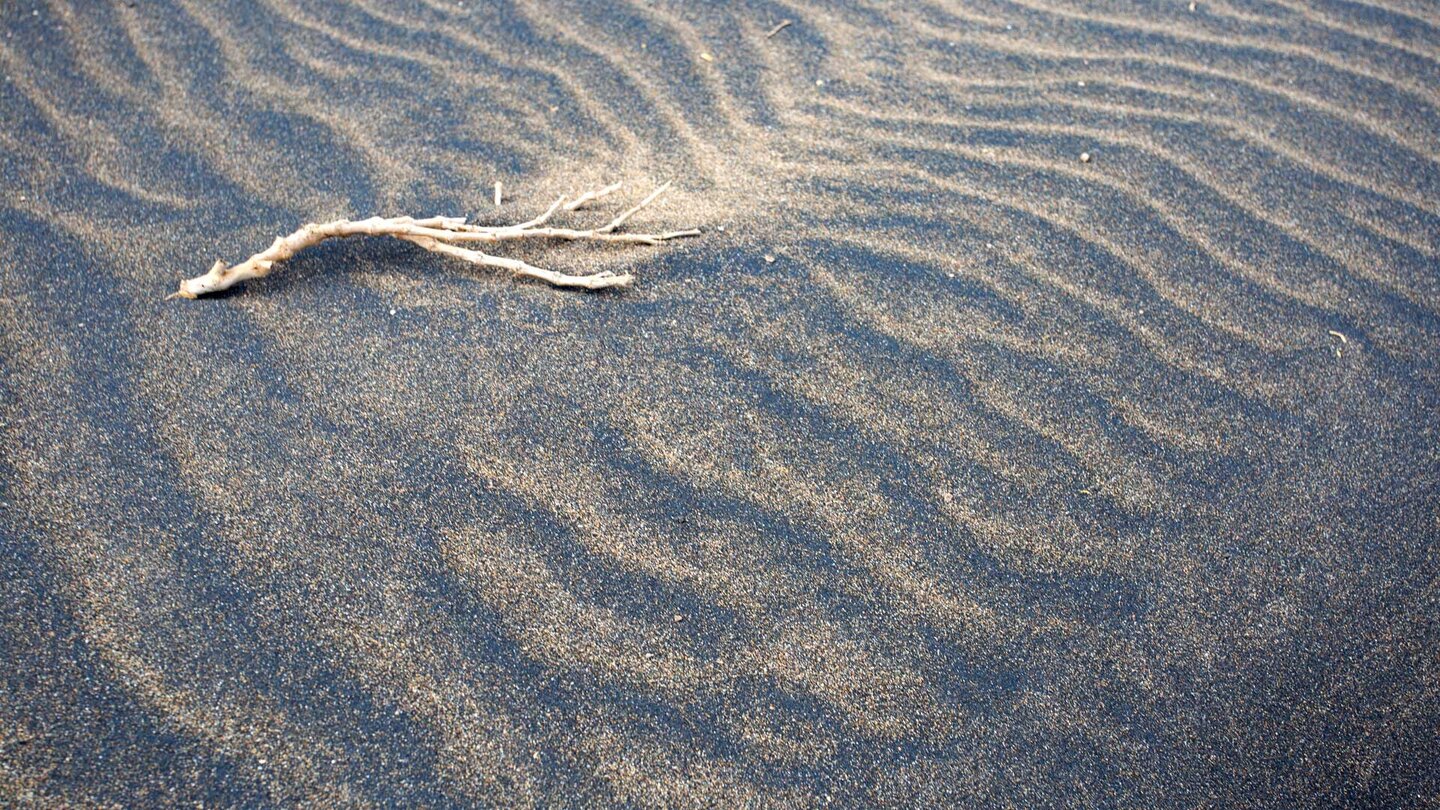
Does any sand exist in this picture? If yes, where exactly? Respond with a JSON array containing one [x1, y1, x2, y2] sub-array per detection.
[[2, 0, 1438, 806]]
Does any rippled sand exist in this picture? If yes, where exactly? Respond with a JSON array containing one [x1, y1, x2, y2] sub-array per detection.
[[3, 0, 1438, 806]]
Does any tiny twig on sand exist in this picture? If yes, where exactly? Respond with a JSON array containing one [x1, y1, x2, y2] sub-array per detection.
[[765, 19, 793, 39], [564, 181, 623, 211], [168, 182, 698, 299]]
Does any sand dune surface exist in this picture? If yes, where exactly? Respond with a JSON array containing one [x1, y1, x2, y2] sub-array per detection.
[[2, 1, 1438, 806]]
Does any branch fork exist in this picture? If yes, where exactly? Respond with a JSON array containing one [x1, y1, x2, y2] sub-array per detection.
[[168, 181, 699, 299]]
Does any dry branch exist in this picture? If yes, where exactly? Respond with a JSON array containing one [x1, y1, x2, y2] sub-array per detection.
[[765, 19, 793, 39], [564, 181, 622, 211], [168, 182, 698, 299]]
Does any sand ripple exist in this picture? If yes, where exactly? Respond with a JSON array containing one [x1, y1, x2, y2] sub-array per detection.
[[3, 0, 1438, 805]]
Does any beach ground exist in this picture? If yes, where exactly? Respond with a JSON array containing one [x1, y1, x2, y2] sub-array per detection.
[[2, 1, 1438, 806]]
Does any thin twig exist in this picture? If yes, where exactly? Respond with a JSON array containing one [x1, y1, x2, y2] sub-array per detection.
[[400, 235, 632, 290], [512, 196, 568, 230], [599, 181, 671, 233], [765, 19, 793, 39], [167, 182, 698, 299], [564, 182, 623, 211]]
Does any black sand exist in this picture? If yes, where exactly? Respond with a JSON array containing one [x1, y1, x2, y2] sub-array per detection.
[[2, 1, 1438, 806]]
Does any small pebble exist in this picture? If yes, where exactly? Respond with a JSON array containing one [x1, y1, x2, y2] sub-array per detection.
[[700, 52, 714, 62], [763, 255, 776, 264], [673, 614, 684, 623], [1080, 152, 1092, 163]]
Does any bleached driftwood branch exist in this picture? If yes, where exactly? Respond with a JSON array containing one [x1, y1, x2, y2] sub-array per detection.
[[168, 182, 699, 299]]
